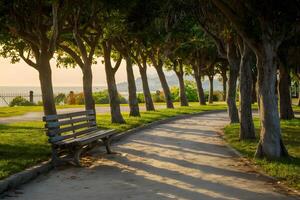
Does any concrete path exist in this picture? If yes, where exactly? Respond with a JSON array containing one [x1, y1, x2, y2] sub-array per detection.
[[0, 105, 166, 124], [4, 112, 299, 200]]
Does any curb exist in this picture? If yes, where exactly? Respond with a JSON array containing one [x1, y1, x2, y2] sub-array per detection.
[[0, 109, 225, 195], [0, 161, 53, 195]]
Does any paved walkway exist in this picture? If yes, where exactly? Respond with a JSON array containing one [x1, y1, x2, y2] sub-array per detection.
[[4, 112, 299, 200]]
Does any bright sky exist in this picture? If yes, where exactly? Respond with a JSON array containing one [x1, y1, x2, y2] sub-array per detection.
[[0, 57, 157, 86]]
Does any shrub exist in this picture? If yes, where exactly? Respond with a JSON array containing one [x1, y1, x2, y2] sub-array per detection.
[[93, 90, 110, 104], [75, 93, 85, 105], [185, 81, 199, 102], [170, 81, 199, 102], [204, 91, 223, 102], [9, 96, 36, 107], [152, 90, 165, 102], [66, 91, 76, 105], [137, 93, 145, 103], [118, 94, 127, 104], [170, 86, 179, 101], [93, 90, 127, 104], [54, 93, 66, 105]]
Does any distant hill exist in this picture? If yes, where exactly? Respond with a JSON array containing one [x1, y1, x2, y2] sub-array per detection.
[[116, 73, 223, 93]]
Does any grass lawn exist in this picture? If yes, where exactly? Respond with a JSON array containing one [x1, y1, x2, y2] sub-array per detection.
[[0, 103, 226, 180], [224, 118, 300, 190]]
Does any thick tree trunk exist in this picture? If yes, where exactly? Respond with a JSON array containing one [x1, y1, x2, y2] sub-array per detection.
[[222, 75, 227, 101], [255, 45, 288, 159], [278, 65, 294, 120], [252, 72, 257, 104], [193, 66, 206, 105], [226, 44, 240, 123], [38, 56, 57, 116], [208, 76, 214, 104], [176, 73, 189, 106], [226, 66, 239, 123], [82, 66, 95, 112], [125, 56, 140, 117], [155, 66, 174, 108], [298, 90, 300, 106], [103, 43, 125, 124], [239, 43, 255, 140], [105, 68, 125, 123], [139, 65, 155, 111]]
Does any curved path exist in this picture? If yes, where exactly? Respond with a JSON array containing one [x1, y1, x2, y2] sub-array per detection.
[[5, 112, 298, 200]]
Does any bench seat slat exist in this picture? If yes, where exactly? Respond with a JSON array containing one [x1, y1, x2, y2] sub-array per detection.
[[43, 110, 95, 121], [54, 129, 116, 146], [49, 126, 99, 143], [46, 115, 95, 128], [48, 121, 96, 135]]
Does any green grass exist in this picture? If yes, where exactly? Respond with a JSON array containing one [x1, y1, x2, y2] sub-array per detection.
[[224, 118, 300, 190], [0, 103, 226, 180], [0, 122, 50, 179]]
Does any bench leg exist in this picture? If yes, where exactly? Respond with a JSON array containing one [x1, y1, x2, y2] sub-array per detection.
[[102, 137, 113, 154], [73, 148, 83, 167], [51, 146, 61, 167]]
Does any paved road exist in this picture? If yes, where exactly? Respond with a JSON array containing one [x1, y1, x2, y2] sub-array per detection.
[[4, 112, 298, 200], [0, 105, 166, 124]]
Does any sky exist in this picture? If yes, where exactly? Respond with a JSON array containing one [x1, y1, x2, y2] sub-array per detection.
[[0, 57, 158, 87]]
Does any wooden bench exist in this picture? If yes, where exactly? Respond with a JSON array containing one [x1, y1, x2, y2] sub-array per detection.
[[43, 110, 117, 166]]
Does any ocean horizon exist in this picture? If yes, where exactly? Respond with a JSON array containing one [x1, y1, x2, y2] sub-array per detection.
[[0, 86, 108, 106], [0, 85, 107, 94]]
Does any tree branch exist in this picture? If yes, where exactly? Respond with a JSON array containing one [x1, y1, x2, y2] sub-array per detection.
[[18, 47, 37, 69], [211, 0, 262, 55], [113, 56, 122, 73], [59, 44, 84, 68]]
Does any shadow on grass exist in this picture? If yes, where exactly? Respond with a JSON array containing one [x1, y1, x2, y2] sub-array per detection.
[[223, 117, 300, 189]]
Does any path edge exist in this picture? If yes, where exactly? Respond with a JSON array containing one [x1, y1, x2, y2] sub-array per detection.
[[0, 160, 53, 195]]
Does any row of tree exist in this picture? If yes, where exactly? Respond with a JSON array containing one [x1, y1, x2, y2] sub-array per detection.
[[0, 0, 299, 160]]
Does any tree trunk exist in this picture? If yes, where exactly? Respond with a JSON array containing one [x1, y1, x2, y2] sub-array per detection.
[[139, 65, 155, 111], [176, 73, 189, 106], [38, 56, 57, 116], [155, 66, 174, 108], [125, 56, 140, 117], [103, 43, 125, 124], [105, 68, 125, 123], [278, 65, 294, 120], [208, 76, 214, 104], [226, 43, 240, 123], [82, 66, 95, 112], [222, 75, 227, 101], [298, 90, 300, 106], [193, 66, 206, 105], [254, 44, 288, 159], [239, 43, 255, 140], [251, 73, 257, 104]]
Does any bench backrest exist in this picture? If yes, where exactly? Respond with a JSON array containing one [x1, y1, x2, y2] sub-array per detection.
[[43, 110, 97, 143]]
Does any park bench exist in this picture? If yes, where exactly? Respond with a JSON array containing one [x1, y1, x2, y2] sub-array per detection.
[[43, 110, 117, 166]]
